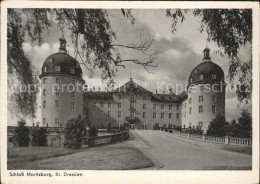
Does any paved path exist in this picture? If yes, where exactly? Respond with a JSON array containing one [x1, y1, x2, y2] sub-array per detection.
[[131, 130, 252, 170]]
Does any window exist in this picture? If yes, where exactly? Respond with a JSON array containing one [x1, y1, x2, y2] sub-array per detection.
[[108, 102, 111, 108], [43, 78, 47, 84], [43, 66, 48, 73], [70, 68, 75, 74], [161, 113, 164, 119], [130, 111, 135, 118], [199, 106, 203, 113], [153, 104, 156, 109], [101, 102, 104, 107], [143, 95, 146, 100], [55, 65, 61, 72], [189, 98, 192, 104], [199, 74, 204, 80], [143, 104, 146, 109], [199, 96, 203, 102], [213, 85, 219, 91], [176, 113, 180, 119], [184, 111, 186, 118], [200, 85, 204, 92], [153, 112, 156, 119], [130, 94, 134, 100], [92, 111, 97, 117], [71, 91, 75, 98], [212, 106, 216, 113], [212, 95, 216, 102], [55, 100, 60, 108], [130, 102, 134, 108], [56, 78, 60, 84], [143, 112, 146, 118], [118, 94, 122, 99], [93, 102, 96, 107], [43, 118, 46, 124], [43, 89, 46, 96], [189, 107, 192, 115], [169, 113, 172, 119], [118, 103, 121, 108], [118, 111, 122, 118], [161, 105, 164, 110], [43, 100, 46, 109], [177, 105, 180, 110], [212, 74, 217, 79], [71, 102, 75, 110], [169, 105, 172, 110], [108, 111, 111, 117], [55, 118, 60, 125], [56, 89, 60, 96], [198, 122, 203, 128]]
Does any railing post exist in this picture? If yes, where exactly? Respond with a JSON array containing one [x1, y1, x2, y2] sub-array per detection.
[[179, 131, 181, 136], [188, 133, 190, 139], [225, 136, 229, 145], [202, 134, 206, 142]]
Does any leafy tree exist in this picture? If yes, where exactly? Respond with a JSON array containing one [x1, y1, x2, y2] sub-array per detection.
[[89, 125, 98, 137], [14, 119, 30, 146], [207, 114, 228, 136], [166, 9, 252, 104], [31, 125, 48, 146], [7, 9, 157, 118], [237, 109, 252, 138], [64, 115, 86, 149]]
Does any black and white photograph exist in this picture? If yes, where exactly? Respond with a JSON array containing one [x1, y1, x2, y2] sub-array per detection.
[[1, 1, 259, 184]]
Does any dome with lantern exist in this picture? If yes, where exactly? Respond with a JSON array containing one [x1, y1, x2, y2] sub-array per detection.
[[188, 46, 225, 87], [40, 34, 83, 80]]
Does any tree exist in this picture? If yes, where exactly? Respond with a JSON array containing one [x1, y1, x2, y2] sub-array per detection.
[[64, 115, 86, 149], [237, 109, 252, 138], [7, 9, 158, 118], [166, 9, 252, 104], [31, 125, 48, 146], [14, 119, 30, 146], [207, 114, 228, 136]]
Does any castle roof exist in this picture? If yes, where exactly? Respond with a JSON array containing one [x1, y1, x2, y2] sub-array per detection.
[[40, 36, 83, 81], [115, 78, 152, 94]]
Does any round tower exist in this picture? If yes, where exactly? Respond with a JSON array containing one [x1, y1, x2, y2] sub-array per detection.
[[39, 35, 85, 127], [182, 47, 226, 133]]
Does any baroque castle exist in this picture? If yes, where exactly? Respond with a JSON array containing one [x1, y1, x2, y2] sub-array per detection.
[[38, 35, 225, 146]]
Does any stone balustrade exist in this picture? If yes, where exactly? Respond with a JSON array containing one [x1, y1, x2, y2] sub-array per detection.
[[81, 130, 130, 148], [157, 129, 252, 147]]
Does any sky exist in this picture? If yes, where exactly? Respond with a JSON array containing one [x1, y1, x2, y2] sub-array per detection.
[[18, 9, 252, 125]]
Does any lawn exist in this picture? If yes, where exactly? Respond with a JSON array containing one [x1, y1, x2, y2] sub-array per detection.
[[8, 143, 154, 170], [8, 146, 81, 169]]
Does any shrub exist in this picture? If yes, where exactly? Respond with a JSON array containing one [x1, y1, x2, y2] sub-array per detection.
[[15, 119, 30, 147], [64, 115, 85, 149]]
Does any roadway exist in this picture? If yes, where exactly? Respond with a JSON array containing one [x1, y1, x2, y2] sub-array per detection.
[[131, 130, 252, 170]]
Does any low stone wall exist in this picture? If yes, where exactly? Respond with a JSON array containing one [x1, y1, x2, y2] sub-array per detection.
[[157, 129, 252, 147], [81, 130, 130, 148]]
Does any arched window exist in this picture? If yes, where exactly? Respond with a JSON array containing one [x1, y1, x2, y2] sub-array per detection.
[[212, 73, 217, 79], [199, 74, 204, 80], [43, 66, 48, 73]]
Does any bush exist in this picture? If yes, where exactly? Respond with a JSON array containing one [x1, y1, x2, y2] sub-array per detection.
[[64, 115, 85, 149], [15, 119, 30, 147], [207, 114, 228, 136]]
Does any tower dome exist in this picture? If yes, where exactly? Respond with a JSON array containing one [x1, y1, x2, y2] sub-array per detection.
[[40, 35, 83, 81], [188, 47, 224, 87]]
